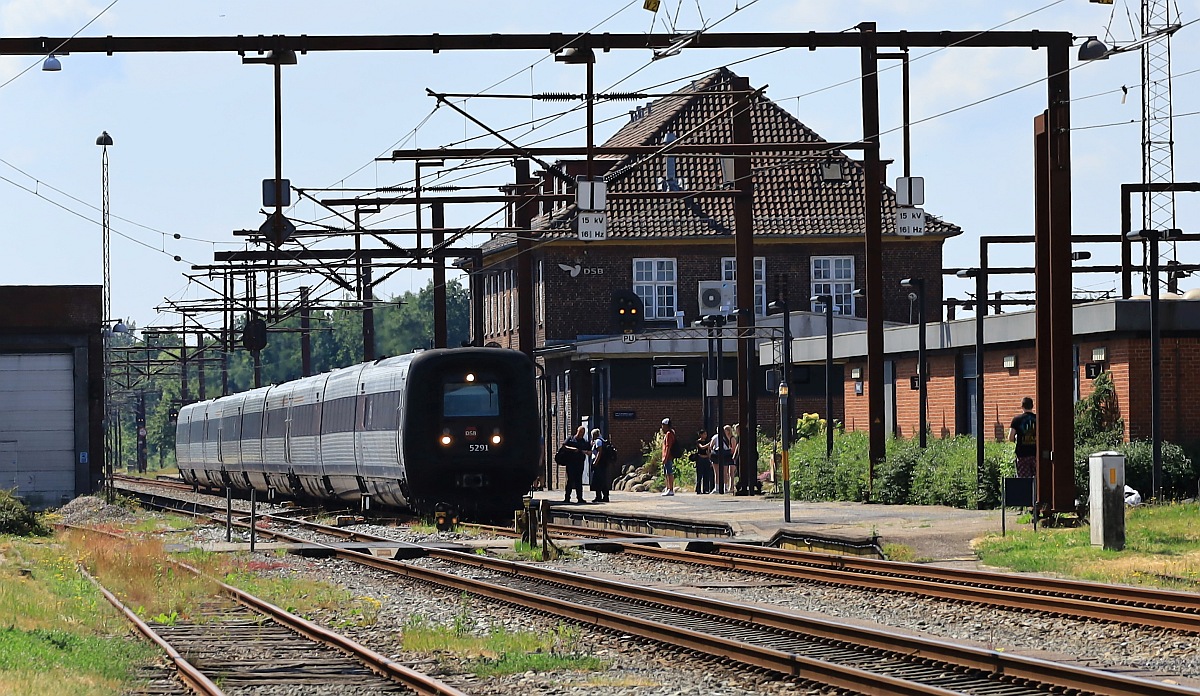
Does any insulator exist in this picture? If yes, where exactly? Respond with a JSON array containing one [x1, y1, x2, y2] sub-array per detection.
[[535, 92, 580, 101], [598, 92, 647, 101]]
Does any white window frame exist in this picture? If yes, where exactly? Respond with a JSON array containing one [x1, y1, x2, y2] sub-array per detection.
[[633, 258, 677, 320], [811, 256, 855, 316], [721, 257, 767, 316]]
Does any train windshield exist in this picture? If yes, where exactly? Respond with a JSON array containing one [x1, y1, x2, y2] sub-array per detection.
[[443, 381, 500, 417]]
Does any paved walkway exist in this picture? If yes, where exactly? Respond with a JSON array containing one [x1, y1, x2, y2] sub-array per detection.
[[535, 488, 1026, 565]]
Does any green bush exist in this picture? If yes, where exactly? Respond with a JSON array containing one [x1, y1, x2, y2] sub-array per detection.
[[0, 489, 49, 536]]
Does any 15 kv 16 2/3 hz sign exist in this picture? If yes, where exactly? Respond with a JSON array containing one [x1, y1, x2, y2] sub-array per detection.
[[895, 206, 925, 236], [576, 211, 607, 241]]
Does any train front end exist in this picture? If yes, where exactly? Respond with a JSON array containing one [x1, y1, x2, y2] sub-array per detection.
[[401, 348, 540, 518]]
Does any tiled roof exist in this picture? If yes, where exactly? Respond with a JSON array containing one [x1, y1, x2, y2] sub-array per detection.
[[480, 68, 960, 254]]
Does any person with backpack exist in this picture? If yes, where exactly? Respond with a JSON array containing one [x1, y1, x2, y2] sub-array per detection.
[[660, 418, 680, 496], [590, 428, 615, 503], [555, 425, 588, 504]]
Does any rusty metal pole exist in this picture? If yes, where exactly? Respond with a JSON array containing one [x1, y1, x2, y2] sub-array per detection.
[[300, 286, 312, 376], [432, 202, 447, 348], [860, 23, 886, 495], [1121, 184, 1134, 298], [1034, 112, 1054, 512], [731, 75, 757, 495], [1047, 42, 1075, 514]]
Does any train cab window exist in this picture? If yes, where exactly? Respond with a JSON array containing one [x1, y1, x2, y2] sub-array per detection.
[[443, 381, 500, 417]]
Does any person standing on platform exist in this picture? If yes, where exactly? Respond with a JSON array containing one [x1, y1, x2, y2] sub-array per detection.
[[660, 418, 678, 496], [557, 425, 588, 504], [1008, 397, 1037, 479], [589, 428, 612, 503], [694, 428, 714, 494], [722, 424, 740, 493]]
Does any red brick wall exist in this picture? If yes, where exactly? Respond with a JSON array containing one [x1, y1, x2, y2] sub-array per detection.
[[483, 237, 947, 346], [842, 338, 1200, 446]]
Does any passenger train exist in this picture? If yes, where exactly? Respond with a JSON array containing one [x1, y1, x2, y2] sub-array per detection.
[[175, 348, 540, 517]]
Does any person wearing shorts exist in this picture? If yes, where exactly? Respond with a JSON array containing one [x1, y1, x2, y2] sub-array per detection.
[[1008, 397, 1037, 478], [660, 418, 676, 496]]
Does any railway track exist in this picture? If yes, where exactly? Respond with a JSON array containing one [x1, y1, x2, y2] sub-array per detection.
[[116, 479, 1200, 635], [523, 521, 1200, 634], [69, 524, 465, 696], [212, 513, 1195, 695]]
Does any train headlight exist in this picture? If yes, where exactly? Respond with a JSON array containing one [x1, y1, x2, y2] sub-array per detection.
[[465, 373, 476, 382], [491, 433, 502, 445], [440, 430, 453, 446]]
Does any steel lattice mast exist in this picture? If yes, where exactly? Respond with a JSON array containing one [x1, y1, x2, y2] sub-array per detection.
[[1142, 0, 1177, 289]]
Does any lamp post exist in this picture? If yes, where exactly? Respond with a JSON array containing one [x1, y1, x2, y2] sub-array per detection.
[[956, 269, 986, 503], [769, 286, 794, 522], [1127, 229, 1171, 499], [900, 278, 927, 447], [243, 48, 297, 255], [698, 314, 728, 493], [808, 294, 835, 458], [97, 131, 114, 500]]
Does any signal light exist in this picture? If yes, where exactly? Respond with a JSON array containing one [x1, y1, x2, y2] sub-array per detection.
[[611, 290, 644, 334]]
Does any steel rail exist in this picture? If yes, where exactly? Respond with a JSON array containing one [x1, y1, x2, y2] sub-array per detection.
[[709, 542, 1200, 614], [65, 523, 465, 696], [248, 518, 1199, 696], [534, 520, 1200, 633], [173, 560, 468, 696], [78, 564, 225, 696], [117, 482, 1200, 634]]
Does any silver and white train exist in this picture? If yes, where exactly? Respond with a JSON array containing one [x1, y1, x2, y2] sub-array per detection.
[[175, 348, 540, 516]]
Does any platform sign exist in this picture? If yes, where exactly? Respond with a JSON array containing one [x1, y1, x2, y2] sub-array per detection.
[[895, 176, 924, 206], [577, 211, 607, 241], [895, 206, 926, 237], [1086, 362, 1105, 380], [576, 177, 607, 211], [910, 375, 921, 390]]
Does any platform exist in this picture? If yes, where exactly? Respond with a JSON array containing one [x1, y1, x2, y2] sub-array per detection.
[[534, 488, 1015, 566]]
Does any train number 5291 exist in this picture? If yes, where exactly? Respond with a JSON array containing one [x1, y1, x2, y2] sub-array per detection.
[[469, 444, 490, 452]]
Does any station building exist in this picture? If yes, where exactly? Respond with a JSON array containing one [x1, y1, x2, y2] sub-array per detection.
[[817, 298, 1200, 445], [0, 286, 104, 508], [466, 67, 962, 465]]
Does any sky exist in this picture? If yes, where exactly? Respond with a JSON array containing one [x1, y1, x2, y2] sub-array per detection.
[[1, 0, 1197, 334]]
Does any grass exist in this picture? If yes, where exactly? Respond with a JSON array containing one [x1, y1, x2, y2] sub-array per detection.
[[0, 535, 159, 695], [0, 518, 388, 695], [974, 502, 1200, 589], [402, 608, 605, 677]]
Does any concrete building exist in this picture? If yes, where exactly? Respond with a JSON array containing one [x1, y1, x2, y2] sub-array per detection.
[[0, 286, 104, 508]]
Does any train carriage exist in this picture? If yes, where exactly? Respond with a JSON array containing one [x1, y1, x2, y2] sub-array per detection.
[[175, 348, 539, 517]]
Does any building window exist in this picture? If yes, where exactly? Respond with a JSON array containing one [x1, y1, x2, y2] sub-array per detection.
[[811, 256, 855, 315], [721, 257, 767, 316], [633, 258, 677, 319], [483, 274, 491, 336]]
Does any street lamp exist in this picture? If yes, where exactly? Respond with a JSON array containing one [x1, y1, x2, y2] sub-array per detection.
[[1127, 228, 1175, 499], [807, 294, 835, 459], [900, 278, 927, 447], [243, 49, 297, 250]]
